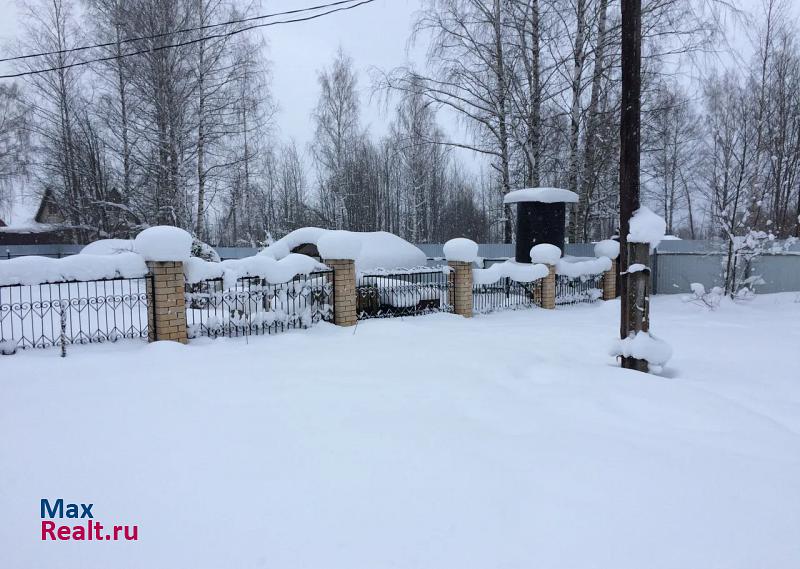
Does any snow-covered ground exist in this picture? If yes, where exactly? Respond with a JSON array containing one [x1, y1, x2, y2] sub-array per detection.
[[2, 294, 799, 568]]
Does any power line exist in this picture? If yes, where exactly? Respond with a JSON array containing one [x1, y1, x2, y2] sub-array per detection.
[[0, 0, 363, 64], [0, 0, 374, 78]]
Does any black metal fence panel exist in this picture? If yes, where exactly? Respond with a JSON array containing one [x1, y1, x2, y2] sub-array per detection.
[[185, 271, 334, 338], [473, 278, 542, 314], [555, 274, 603, 305], [0, 277, 150, 351], [356, 270, 453, 319]]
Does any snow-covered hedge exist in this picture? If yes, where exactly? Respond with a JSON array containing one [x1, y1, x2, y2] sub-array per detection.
[[260, 227, 426, 271], [185, 254, 328, 289], [556, 256, 612, 278], [473, 260, 549, 285], [317, 231, 362, 260], [80, 239, 135, 255], [0, 253, 147, 286], [443, 238, 479, 263]]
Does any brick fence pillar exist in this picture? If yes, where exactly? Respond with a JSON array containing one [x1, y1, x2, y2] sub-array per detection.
[[146, 261, 188, 343], [602, 259, 617, 301], [541, 264, 557, 310], [324, 258, 357, 326], [448, 261, 473, 318]]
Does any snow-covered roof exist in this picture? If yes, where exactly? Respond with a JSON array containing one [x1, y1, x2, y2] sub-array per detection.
[[259, 228, 427, 272], [503, 187, 579, 204]]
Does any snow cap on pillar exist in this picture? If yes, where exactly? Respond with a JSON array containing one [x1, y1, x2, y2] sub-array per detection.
[[503, 187, 579, 204], [530, 243, 562, 265], [134, 226, 193, 262], [443, 238, 479, 263]]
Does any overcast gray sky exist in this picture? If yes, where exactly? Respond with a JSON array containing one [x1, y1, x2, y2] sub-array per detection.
[[0, 0, 797, 154]]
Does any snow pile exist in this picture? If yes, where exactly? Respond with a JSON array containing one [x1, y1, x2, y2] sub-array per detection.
[[473, 260, 549, 285], [443, 238, 479, 263], [185, 254, 327, 288], [317, 231, 362, 261], [628, 206, 666, 248], [504, 187, 579, 204], [594, 239, 620, 260], [530, 243, 562, 265], [610, 331, 673, 371], [0, 253, 147, 286], [80, 239, 135, 255], [556, 256, 612, 277], [134, 226, 193, 262], [260, 228, 426, 271]]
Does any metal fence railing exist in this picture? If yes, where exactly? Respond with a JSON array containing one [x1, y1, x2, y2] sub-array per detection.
[[555, 274, 604, 305], [185, 271, 334, 339], [473, 278, 542, 314], [0, 277, 150, 352], [356, 269, 453, 319]]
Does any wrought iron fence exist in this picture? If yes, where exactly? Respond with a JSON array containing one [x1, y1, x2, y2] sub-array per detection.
[[0, 277, 150, 352], [185, 270, 334, 338], [555, 274, 603, 305], [357, 269, 453, 319], [473, 278, 542, 314]]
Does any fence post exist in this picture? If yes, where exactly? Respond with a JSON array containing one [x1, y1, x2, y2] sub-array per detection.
[[541, 264, 557, 309], [324, 259, 357, 327], [602, 259, 617, 301], [146, 261, 188, 343], [447, 261, 473, 317]]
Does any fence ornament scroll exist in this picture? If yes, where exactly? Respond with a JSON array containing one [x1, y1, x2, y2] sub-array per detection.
[[185, 271, 334, 339], [0, 277, 150, 353]]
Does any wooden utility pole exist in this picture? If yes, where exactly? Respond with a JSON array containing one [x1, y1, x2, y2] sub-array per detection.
[[619, 0, 649, 372]]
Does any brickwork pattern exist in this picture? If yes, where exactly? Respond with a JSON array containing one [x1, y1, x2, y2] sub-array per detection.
[[541, 264, 557, 309], [602, 259, 617, 301], [325, 259, 357, 327], [448, 261, 473, 318], [146, 261, 188, 344]]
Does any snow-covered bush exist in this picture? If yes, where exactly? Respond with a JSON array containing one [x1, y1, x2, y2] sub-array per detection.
[[684, 283, 724, 310], [191, 238, 221, 263]]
